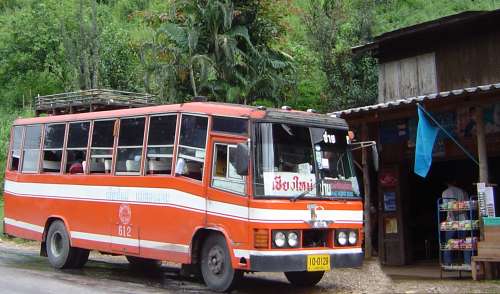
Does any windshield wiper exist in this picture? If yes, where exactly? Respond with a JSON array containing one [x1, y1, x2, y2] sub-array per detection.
[[290, 187, 314, 202], [290, 178, 323, 202]]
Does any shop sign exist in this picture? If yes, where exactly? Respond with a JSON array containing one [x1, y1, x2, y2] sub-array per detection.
[[379, 171, 398, 187], [383, 191, 397, 212]]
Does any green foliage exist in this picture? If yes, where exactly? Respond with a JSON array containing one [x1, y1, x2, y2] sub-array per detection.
[[0, 0, 498, 111], [373, 0, 500, 35], [301, 0, 378, 111], [134, 0, 295, 105]]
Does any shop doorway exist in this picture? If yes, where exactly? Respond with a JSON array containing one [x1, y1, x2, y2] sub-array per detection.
[[405, 156, 500, 262]]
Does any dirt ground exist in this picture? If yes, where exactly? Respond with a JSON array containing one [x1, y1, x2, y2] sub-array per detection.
[[1, 237, 500, 293]]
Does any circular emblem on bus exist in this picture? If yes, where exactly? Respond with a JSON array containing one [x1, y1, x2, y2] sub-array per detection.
[[119, 204, 132, 225]]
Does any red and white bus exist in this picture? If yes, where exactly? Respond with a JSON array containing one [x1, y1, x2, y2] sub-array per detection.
[[3, 102, 363, 291]]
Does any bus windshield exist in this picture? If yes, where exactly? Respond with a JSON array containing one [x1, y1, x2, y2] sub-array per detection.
[[254, 123, 360, 199]]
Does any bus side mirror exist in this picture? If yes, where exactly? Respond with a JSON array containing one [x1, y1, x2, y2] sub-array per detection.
[[233, 143, 249, 176]]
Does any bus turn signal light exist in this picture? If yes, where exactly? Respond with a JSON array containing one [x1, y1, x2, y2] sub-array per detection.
[[254, 229, 269, 249]]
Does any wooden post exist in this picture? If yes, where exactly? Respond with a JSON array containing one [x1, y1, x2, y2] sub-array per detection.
[[475, 105, 489, 183], [362, 123, 372, 258]]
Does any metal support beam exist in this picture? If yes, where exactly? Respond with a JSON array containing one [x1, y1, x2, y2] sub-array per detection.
[[475, 105, 489, 183], [361, 123, 372, 258]]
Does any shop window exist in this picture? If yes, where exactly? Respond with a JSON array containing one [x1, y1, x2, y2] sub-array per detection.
[[21, 125, 42, 173], [116, 117, 145, 175], [212, 116, 248, 135], [175, 115, 208, 181], [146, 114, 176, 175], [90, 119, 115, 174], [66, 121, 90, 174], [9, 126, 23, 171], [211, 143, 245, 194], [42, 123, 65, 173]]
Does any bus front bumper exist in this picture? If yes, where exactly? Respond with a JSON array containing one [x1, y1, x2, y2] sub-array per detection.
[[249, 252, 364, 272]]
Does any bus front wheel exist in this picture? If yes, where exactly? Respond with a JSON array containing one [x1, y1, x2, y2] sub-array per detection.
[[46, 220, 82, 269], [284, 270, 325, 287], [200, 234, 241, 292]]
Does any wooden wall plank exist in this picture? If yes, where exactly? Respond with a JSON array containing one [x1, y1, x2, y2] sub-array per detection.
[[417, 52, 437, 95]]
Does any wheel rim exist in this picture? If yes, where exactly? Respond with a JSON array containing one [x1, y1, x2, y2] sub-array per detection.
[[207, 245, 225, 276], [50, 231, 64, 258]]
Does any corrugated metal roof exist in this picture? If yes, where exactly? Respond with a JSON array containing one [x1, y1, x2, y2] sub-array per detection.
[[333, 83, 500, 117]]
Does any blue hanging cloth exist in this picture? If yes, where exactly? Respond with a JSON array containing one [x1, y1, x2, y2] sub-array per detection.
[[414, 107, 439, 177]]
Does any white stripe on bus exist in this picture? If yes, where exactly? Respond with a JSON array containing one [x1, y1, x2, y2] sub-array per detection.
[[4, 180, 362, 224], [233, 247, 362, 258], [4, 217, 190, 254], [5, 217, 361, 258], [4, 217, 44, 233]]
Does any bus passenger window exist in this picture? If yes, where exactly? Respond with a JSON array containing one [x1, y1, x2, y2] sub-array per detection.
[[146, 115, 176, 175], [9, 126, 23, 171], [21, 125, 42, 173], [90, 120, 115, 174], [176, 115, 208, 181], [66, 121, 90, 174], [211, 144, 245, 194], [42, 123, 65, 173], [116, 117, 145, 175]]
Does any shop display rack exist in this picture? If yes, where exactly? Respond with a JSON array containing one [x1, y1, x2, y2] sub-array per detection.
[[437, 197, 479, 278]]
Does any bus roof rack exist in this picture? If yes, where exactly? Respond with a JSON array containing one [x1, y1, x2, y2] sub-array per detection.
[[35, 89, 157, 116]]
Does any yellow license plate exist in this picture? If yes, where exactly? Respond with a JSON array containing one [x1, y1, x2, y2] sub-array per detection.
[[307, 254, 330, 272]]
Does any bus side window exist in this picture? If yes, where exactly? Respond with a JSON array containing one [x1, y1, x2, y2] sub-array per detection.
[[66, 121, 90, 174], [116, 117, 145, 175], [90, 120, 115, 174], [9, 126, 23, 171], [146, 114, 176, 175], [211, 143, 245, 195], [42, 123, 66, 173], [176, 114, 208, 181], [21, 125, 42, 173]]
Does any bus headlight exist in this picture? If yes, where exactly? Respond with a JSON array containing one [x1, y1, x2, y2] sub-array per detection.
[[337, 231, 347, 246], [348, 231, 357, 245], [274, 231, 286, 248], [287, 232, 299, 247]]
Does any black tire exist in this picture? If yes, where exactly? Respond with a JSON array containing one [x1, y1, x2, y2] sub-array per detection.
[[284, 271, 325, 287], [46, 220, 79, 269], [200, 234, 242, 292], [126, 255, 162, 269], [72, 248, 90, 268]]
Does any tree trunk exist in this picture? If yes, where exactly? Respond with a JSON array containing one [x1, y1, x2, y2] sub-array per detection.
[[90, 0, 100, 89], [189, 63, 198, 97], [78, 0, 89, 90]]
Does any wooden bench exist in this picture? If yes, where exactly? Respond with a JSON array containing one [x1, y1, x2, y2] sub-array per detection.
[[472, 256, 500, 280]]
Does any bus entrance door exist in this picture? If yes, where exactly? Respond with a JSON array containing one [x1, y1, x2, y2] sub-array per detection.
[[206, 138, 249, 244]]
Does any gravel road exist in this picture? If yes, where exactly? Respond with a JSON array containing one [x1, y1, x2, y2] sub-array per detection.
[[1, 238, 499, 293]]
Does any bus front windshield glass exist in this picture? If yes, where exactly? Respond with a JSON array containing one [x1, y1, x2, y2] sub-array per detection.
[[254, 123, 360, 199]]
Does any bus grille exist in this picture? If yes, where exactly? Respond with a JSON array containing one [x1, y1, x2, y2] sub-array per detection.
[[302, 229, 329, 248]]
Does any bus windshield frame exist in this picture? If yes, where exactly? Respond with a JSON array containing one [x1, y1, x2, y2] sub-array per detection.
[[253, 122, 360, 200]]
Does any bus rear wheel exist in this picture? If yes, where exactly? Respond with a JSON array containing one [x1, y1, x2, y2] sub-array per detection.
[[46, 220, 81, 269], [284, 270, 325, 287], [200, 234, 241, 292]]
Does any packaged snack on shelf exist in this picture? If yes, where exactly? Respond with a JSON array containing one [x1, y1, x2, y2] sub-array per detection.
[[464, 220, 472, 230]]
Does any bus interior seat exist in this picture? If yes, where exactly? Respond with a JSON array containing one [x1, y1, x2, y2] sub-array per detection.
[[43, 160, 61, 172], [148, 158, 171, 174]]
